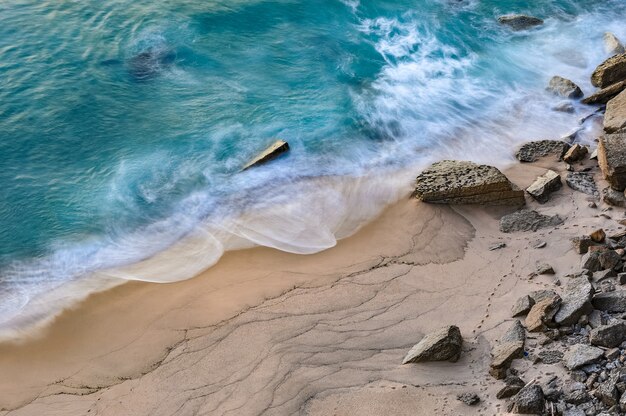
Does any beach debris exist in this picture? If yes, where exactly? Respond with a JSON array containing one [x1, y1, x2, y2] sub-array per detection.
[[566, 172, 599, 197], [582, 80, 626, 105], [525, 295, 561, 332], [456, 392, 480, 406], [593, 291, 626, 312], [604, 32, 625, 56], [242, 139, 290, 170], [413, 160, 525, 205], [526, 170, 561, 203], [554, 277, 593, 326], [547, 76, 583, 99], [515, 140, 570, 163], [402, 325, 463, 364], [599, 133, 626, 191], [563, 144, 588, 164], [589, 321, 626, 348], [604, 90, 626, 133], [497, 14, 543, 31], [591, 53, 626, 88], [563, 344, 604, 370], [499, 209, 563, 233], [511, 384, 545, 414]]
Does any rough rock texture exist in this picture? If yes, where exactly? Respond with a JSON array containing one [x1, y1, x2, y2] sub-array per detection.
[[572, 236, 600, 254], [490, 321, 525, 379], [511, 384, 545, 414], [554, 277, 593, 325], [516, 140, 570, 163], [566, 172, 599, 197], [547, 76, 583, 99], [402, 325, 463, 364], [497, 376, 525, 399], [595, 371, 620, 407], [526, 170, 562, 203], [598, 250, 622, 270], [591, 228, 606, 243], [512, 295, 534, 317], [591, 53, 626, 88], [598, 133, 626, 191], [603, 187, 626, 207], [589, 321, 626, 348], [582, 80, 626, 105], [593, 291, 626, 312], [563, 344, 604, 370], [581, 251, 602, 272], [456, 392, 480, 406], [499, 210, 564, 233], [498, 14, 543, 31], [605, 32, 625, 55], [525, 295, 561, 332], [242, 139, 290, 170], [413, 161, 525, 205], [563, 144, 588, 164], [604, 90, 626, 134]]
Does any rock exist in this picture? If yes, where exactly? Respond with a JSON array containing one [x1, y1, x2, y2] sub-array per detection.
[[620, 390, 626, 412], [590, 321, 626, 348], [603, 187, 626, 207], [563, 381, 591, 405], [593, 291, 626, 312], [598, 133, 626, 191], [497, 376, 525, 399], [591, 53, 626, 88], [413, 160, 525, 205], [402, 325, 463, 364], [489, 242, 507, 251], [563, 344, 604, 370], [529, 289, 558, 303], [512, 384, 545, 414], [538, 350, 563, 364], [599, 250, 622, 271], [536, 263, 555, 275], [552, 102, 575, 113], [547, 76, 584, 99], [525, 295, 561, 332], [595, 371, 620, 406], [573, 236, 601, 254], [502, 320, 526, 344], [516, 140, 571, 163], [619, 273, 626, 285], [591, 229, 607, 243], [456, 392, 480, 406], [563, 144, 589, 163], [512, 295, 535, 317], [566, 172, 599, 197], [555, 277, 594, 325], [498, 14, 543, 31], [242, 139, 290, 170], [526, 170, 562, 203], [490, 321, 525, 379], [581, 251, 602, 272], [499, 210, 564, 233], [582, 81, 626, 105], [604, 90, 626, 134], [605, 32, 625, 56]]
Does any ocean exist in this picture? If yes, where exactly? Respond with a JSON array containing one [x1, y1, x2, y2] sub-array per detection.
[[0, 0, 623, 336]]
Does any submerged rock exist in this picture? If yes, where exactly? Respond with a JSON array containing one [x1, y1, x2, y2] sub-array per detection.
[[598, 133, 626, 191], [547, 76, 583, 99], [402, 325, 463, 364], [604, 90, 626, 134], [591, 53, 626, 88], [128, 47, 177, 81], [604, 32, 625, 56], [582, 80, 626, 105], [413, 160, 525, 205], [566, 172, 599, 197], [516, 140, 570, 163], [242, 139, 290, 170], [498, 14, 544, 31], [499, 210, 564, 233], [526, 170, 561, 203]]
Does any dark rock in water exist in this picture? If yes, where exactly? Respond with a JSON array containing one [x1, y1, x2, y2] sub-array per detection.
[[598, 133, 626, 191], [563, 344, 604, 370], [526, 170, 561, 203], [563, 144, 588, 164], [593, 291, 626, 312], [566, 172, 598, 197], [497, 376, 525, 399], [582, 81, 626, 105], [516, 140, 570, 162], [242, 140, 290, 170], [413, 160, 525, 205], [603, 187, 626, 207], [548, 76, 584, 99], [591, 53, 626, 88], [554, 277, 593, 326], [499, 210, 564, 233], [128, 47, 177, 81], [511, 384, 545, 414], [498, 14, 544, 31], [604, 90, 626, 133], [590, 321, 626, 348], [402, 325, 463, 364], [456, 392, 480, 406]]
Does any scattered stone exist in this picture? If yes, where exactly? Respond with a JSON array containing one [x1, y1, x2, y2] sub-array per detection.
[[581, 251, 602, 272], [573, 236, 601, 254], [563, 381, 591, 405], [456, 392, 480, 406], [582, 80, 626, 105], [413, 160, 525, 205], [591, 229, 607, 243], [534, 241, 547, 249], [589, 309, 607, 328], [603, 187, 626, 207], [511, 384, 545, 414], [590, 321, 626, 348], [242, 139, 289, 170], [606, 348, 620, 360], [538, 350, 563, 364], [563, 144, 589, 163], [591, 53, 626, 88], [490, 321, 525, 379], [489, 242, 507, 251], [529, 289, 559, 303], [498, 14, 543, 31], [620, 390, 626, 412], [555, 277, 594, 325], [526, 170, 562, 203], [593, 291, 626, 312], [595, 371, 620, 407], [525, 295, 561, 332], [553, 102, 575, 113], [515, 140, 571, 163], [604, 90, 626, 134], [605, 32, 625, 56], [497, 376, 525, 399], [512, 295, 535, 317], [563, 344, 604, 370], [599, 133, 626, 191], [402, 325, 463, 364], [618, 273, 626, 285], [547, 76, 584, 99], [536, 263, 555, 275], [599, 250, 622, 271], [500, 210, 564, 233], [566, 172, 599, 197]]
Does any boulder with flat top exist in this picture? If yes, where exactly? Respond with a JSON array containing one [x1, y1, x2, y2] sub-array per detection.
[[598, 133, 626, 191], [516, 140, 570, 163], [591, 53, 626, 88], [604, 89, 626, 133]]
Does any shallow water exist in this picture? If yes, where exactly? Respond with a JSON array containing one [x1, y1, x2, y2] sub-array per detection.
[[0, 0, 624, 335]]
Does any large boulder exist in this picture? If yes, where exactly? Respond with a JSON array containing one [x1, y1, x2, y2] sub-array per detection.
[[604, 32, 625, 56], [526, 170, 561, 203], [402, 325, 463, 364], [598, 133, 626, 191], [547, 76, 583, 99], [566, 172, 599, 197], [498, 14, 543, 31], [554, 277, 593, 325], [499, 210, 563, 233], [511, 384, 545, 414], [413, 160, 525, 205], [604, 89, 626, 133], [242, 139, 290, 170], [591, 53, 626, 88], [516, 140, 570, 163], [563, 344, 604, 370], [593, 291, 626, 312], [589, 321, 626, 348], [582, 80, 626, 105]]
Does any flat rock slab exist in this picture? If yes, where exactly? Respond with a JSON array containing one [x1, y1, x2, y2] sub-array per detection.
[[593, 291, 626, 312], [563, 344, 604, 370], [413, 160, 525, 205], [500, 210, 564, 233], [554, 277, 593, 325], [498, 14, 543, 31], [566, 172, 599, 197], [599, 133, 626, 191], [592, 53, 626, 88], [242, 139, 290, 170], [590, 321, 626, 348], [402, 325, 463, 364], [516, 140, 570, 163], [526, 170, 561, 203], [604, 89, 626, 134], [582, 80, 626, 105]]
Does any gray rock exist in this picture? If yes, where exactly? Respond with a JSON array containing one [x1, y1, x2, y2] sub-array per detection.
[[242, 139, 290, 170], [502, 320, 526, 343], [563, 144, 589, 164], [456, 392, 480, 406], [603, 187, 626, 207], [516, 140, 570, 163], [590, 321, 626, 348], [581, 251, 602, 273], [497, 376, 526, 399], [402, 325, 463, 364], [591, 53, 626, 88], [512, 384, 545, 414], [512, 295, 535, 317], [490, 321, 525, 379], [604, 90, 626, 134], [525, 295, 561, 332], [620, 390, 626, 412], [538, 350, 563, 364], [573, 236, 601, 254], [563, 344, 604, 370], [536, 263, 555, 275], [548, 76, 584, 99], [413, 160, 525, 205], [599, 133, 626, 192], [500, 210, 564, 233], [529, 289, 558, 303], [563, 381, 590, 405], [498, 14, 543, 31], [563, 408, 586, 416], [526, 170, 562, 203], [582, 81, 626, 105], [605, 32, 625, 56], [595, 371, 620, 406], [599, 250, 622, 271], [566, 172, 599, 197], [555, 277, 594, 325], [593, 291, 626, 312]]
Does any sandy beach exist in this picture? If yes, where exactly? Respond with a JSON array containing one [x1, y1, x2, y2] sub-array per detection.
[[1, 155, 618, 415]]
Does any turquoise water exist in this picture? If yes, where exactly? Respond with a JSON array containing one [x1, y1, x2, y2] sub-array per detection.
[[0, 0, 624, 334]]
